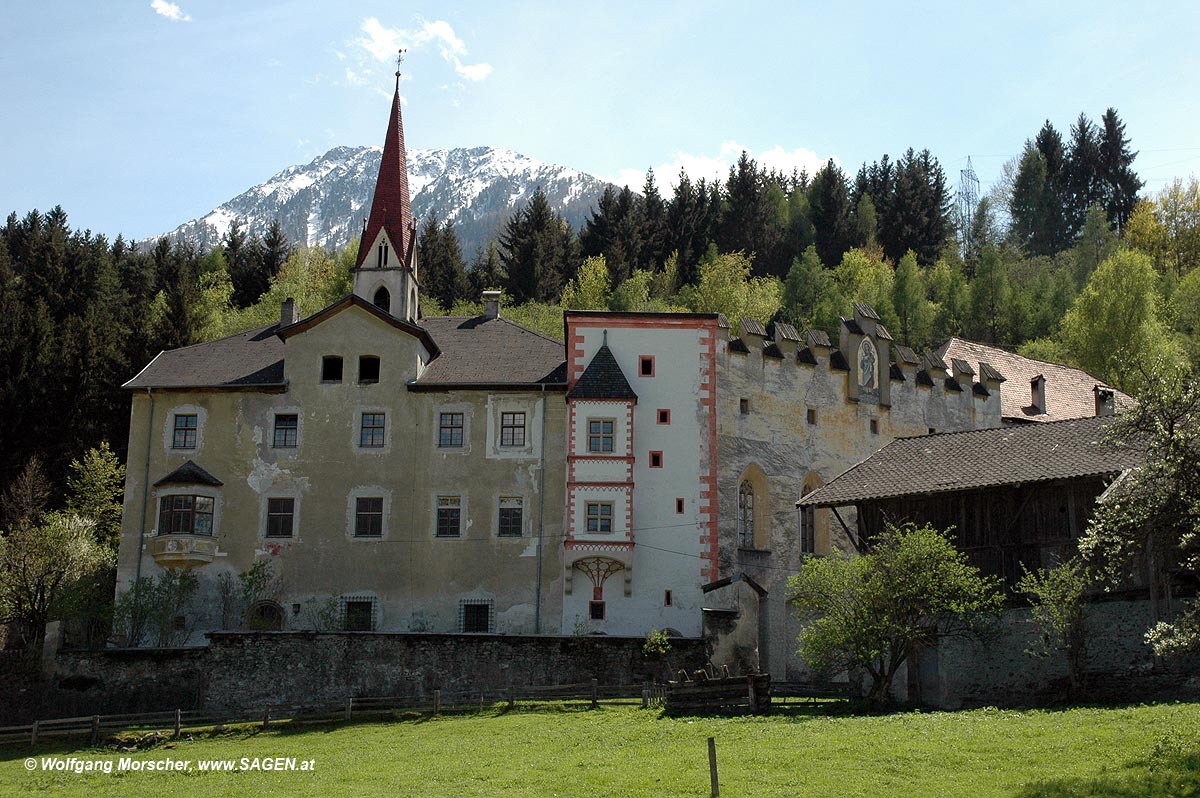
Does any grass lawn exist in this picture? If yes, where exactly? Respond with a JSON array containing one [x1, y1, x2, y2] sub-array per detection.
[[1, 701, 1198, 797]]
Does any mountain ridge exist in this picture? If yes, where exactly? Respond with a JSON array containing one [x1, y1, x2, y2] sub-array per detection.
[[150, 144, 614, 255]]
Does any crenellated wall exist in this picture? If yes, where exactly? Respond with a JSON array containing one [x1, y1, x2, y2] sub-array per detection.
[[714, 304, 1003, 678]]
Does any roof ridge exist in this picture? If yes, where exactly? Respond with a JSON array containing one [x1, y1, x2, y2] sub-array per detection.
[[161, 323, 277, 355], [897, 414, 1114, 442]]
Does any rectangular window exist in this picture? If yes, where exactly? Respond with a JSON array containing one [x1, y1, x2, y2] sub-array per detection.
[[649, 451, 663, 468], [807, 408, 818, 426], [354, 497, 383, 537], [360, 412, 386, 448], [587, 419, 614, 453], [589, 600, 606, 620], [321, 356, 343, 383], [739, 398, 750, 415], [800, 506, 816, 555], [436, 496, 462, 538], [358, 355, 380, 384], [500, 412, 526, 447], [273, 414, 298, 448], [657, 409, 670, 425], [461, 600, 493, 633], [585, 502, 613, 534], [172, 414, 198, 449], [344, 599, 374, 631], [676, 498, 685, 514], [266, 497, 294, 538], [498, 497, 523, 537], [439, 413, 464, 448], [870, 418, 879, 435], [157, 494, 214, 536], [639, 356, 655, 377], [664, 590, 673, 607]]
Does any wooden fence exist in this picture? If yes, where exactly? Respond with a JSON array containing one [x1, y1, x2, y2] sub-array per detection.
[[0, 680, 671, 747]]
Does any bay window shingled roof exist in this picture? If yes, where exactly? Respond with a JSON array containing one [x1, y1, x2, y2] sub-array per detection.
[[154, 460, 223, 487], [567, 344, 637, 400], [799, 415, 1143, 508]]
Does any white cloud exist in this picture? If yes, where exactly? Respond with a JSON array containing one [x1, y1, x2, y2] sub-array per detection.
[[357, 16, 492, 82], [150, 0, 191, 22], [604, 141, 834, 190]]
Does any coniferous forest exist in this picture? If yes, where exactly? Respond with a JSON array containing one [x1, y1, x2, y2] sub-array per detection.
[[3, 106, 1200, 509]]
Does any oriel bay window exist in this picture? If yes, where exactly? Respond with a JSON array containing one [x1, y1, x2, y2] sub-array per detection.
[[158, 495, 214, 536], [585, 502, 613, 534], [587, 420, 614, 453]]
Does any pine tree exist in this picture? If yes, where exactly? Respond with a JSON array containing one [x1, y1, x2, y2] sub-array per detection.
[[1097, 108, 1144, 231], [500, 188, 578, 303], [639, 169, 669, 272], [970, 246, 1012, 343], [1064, 113, 1103, 236], [467, 243, 505, 297], [666, 169, 714, 286], [418, 214, 467, 311], [809, 160, 854, 267], [261, 219, 291, 282]]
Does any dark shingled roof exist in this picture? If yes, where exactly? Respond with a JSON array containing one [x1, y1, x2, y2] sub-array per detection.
[[415, 316, 566, 387], [797, 348, 818, 365], [728, 338, 750, 354], [740, 318, 767, 337], [830, 350, 850, 371], [567, 345, 637, 400], [716, 313, 731, 329], [894, 345, 920, 366], [124, 325, 286, 389], [939, 337, 1133, 423], [806, 329, 832, 348], [763, 343, 784, 359], [154, 461, 223, 487], [841, 317, 864, 335], [125, 298, 566, 391], [774, 322, 802, 342], [854, 301, 880, 320], [951, 358, 976, 376], [875, 324, 894, 341], [923, 351, 949, 372], [890, 363, 905, 381], [799, 415, 1143, 508], [916, 370, 935, 387], [979, 361, 1005, 382]]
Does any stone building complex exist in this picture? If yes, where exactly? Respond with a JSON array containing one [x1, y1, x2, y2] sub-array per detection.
[[114, 81, 1126, 679]]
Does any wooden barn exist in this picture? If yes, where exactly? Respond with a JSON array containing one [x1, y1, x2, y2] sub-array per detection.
[[798, 415, 1144, 589]]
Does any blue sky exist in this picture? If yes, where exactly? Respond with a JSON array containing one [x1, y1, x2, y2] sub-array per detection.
[[3, 1, 1199, 240]]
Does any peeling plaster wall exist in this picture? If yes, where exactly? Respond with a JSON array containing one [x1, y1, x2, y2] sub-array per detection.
[[116, 307, 566, 639], [714, 317, 1002, 679]]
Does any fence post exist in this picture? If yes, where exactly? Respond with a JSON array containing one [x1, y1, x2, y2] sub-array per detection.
[[174, 708, 181, 739], [479, 691, 484, 713], [91, 715, 100, 746], [642, 682, 649, 709], [748, 675, 757, 709], [590, 678, 598, 709], [433, 690, 441, 716], [30, 720, 38, 746], [708, 737, 719, 798], [262, 709, 270, 730], [344, 698, 352, 723], [508, 685, 515, 709]]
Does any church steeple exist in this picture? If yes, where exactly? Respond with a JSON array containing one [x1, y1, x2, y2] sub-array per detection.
[[353, 50, 420, 321]]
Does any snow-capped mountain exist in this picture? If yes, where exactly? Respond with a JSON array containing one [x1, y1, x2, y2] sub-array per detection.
[[151, 145, 612, 256]]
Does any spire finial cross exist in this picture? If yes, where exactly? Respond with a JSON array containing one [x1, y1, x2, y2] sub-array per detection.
[[394, 48, 406, 90]]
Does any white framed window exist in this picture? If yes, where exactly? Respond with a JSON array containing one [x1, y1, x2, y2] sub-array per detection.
[[497, 496, 523, 537], [354, 497, 384, 537], [172, 414, 198, 449], [586, 502, 613, 534], [500, 412, 526, 447], [436, 495, 462, 538], [587, 419, 615, 453], [157, 494, 214, 536], [273, 414, 299, 448]]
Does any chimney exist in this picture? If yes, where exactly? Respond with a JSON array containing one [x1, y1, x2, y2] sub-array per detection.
[[1031, 374, 1047, 415], [482, 289, 502, 320], [281, 297, 299, 327], [1094, 385, 1115, 417]]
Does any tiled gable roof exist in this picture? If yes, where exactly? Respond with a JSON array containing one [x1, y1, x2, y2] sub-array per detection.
[[800, 415, 1143, 507], [124, 324, 286, 389], [415, 316, 566, 387], [938, 338, 1132, 422], [567, 345, 637, 400]]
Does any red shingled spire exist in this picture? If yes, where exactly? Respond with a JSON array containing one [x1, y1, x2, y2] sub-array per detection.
[[356, 81, 414, 269]]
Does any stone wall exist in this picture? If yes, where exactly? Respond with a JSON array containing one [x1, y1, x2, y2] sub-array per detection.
[[202, 632, 708, 712], [932, 598, 1200, 708], [15, 633, 706, 721]]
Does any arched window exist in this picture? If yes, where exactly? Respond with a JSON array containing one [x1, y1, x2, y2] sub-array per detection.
[[373, 286, 391, 313], [247, 601, 284, 631], [800, 485, 816, 554], [738, 481, 755, 548], [376, 242, 389, 268]]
